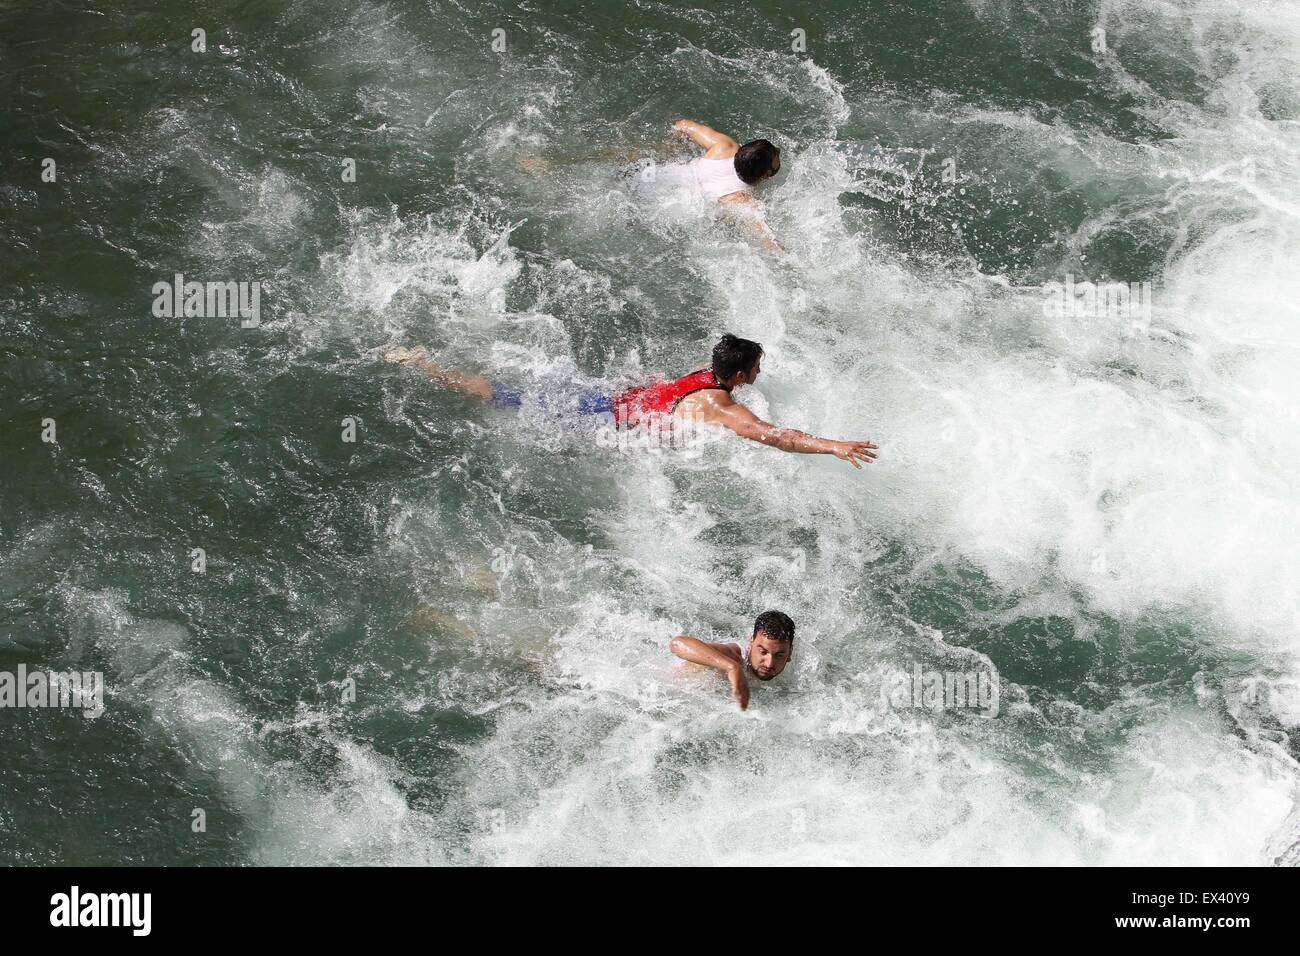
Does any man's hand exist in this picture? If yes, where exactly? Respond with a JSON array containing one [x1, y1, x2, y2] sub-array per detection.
[[728, 665, 750, 711], [671, 635, 750, 709], [830, 440, 879, 469]]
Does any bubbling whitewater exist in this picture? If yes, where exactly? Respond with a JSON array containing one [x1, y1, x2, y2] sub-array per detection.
[[2, 0, 1299, 865]]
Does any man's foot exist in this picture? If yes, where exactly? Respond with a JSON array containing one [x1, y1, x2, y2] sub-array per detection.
[[385, 346, 429, 366], [517, 156, 551, 174]]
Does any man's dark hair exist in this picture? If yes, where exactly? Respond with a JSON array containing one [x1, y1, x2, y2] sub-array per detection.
[[712, 333, 763, 381], [733, 139, 780, 185], [753, 610, 795, 645]]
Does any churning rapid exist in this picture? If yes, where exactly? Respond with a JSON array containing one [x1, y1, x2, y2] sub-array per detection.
[[3, 0, 1299, 865]]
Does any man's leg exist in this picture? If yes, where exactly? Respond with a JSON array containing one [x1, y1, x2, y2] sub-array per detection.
[[517, 148, 644, 175], [385, 347, 494, 401], [576, 390, 614, 415]]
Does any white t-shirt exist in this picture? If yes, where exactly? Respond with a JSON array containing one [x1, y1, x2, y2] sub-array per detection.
[[693, 156, 751, 202]]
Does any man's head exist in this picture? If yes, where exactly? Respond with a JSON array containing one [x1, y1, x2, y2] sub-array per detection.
[[733, 139, 782, 185], [712, 333, 763, 388], [746, 609, 794, 681]]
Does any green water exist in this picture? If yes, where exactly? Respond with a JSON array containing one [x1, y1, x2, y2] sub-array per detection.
[[2, 0, 1299, 865]]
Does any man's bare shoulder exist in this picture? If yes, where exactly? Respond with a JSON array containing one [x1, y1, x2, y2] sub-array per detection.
[[676, 387, 737, 414]]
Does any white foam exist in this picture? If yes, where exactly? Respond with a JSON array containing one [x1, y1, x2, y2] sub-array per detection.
[[275, 4, 1300, 863], [58, 586, 445, 865]]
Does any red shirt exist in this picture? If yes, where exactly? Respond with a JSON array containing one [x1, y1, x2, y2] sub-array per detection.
[[612, 368, 731, 429]]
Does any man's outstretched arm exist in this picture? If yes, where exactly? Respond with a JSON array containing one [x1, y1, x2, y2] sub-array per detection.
[[704, 401, 878, 468], [719, 192, 782, 252], [672, 119, 738, 156], [670, 635, 748, 710]]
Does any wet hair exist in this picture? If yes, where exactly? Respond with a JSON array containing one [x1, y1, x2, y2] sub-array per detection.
[[733, 139, 780, 185], [753, 610, 795, 645], [711, 333, 763, 381]]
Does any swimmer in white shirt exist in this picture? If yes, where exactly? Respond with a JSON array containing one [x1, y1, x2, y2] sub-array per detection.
[[671, 118, 783, 251], [517, 118, 784, 250]]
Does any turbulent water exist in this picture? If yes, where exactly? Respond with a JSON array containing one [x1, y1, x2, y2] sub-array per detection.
[[3, 0, 1300, 865]]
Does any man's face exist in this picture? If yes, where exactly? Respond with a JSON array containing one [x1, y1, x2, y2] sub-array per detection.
[[747, 630, 792, 680], [742, 359, 761, 386]]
